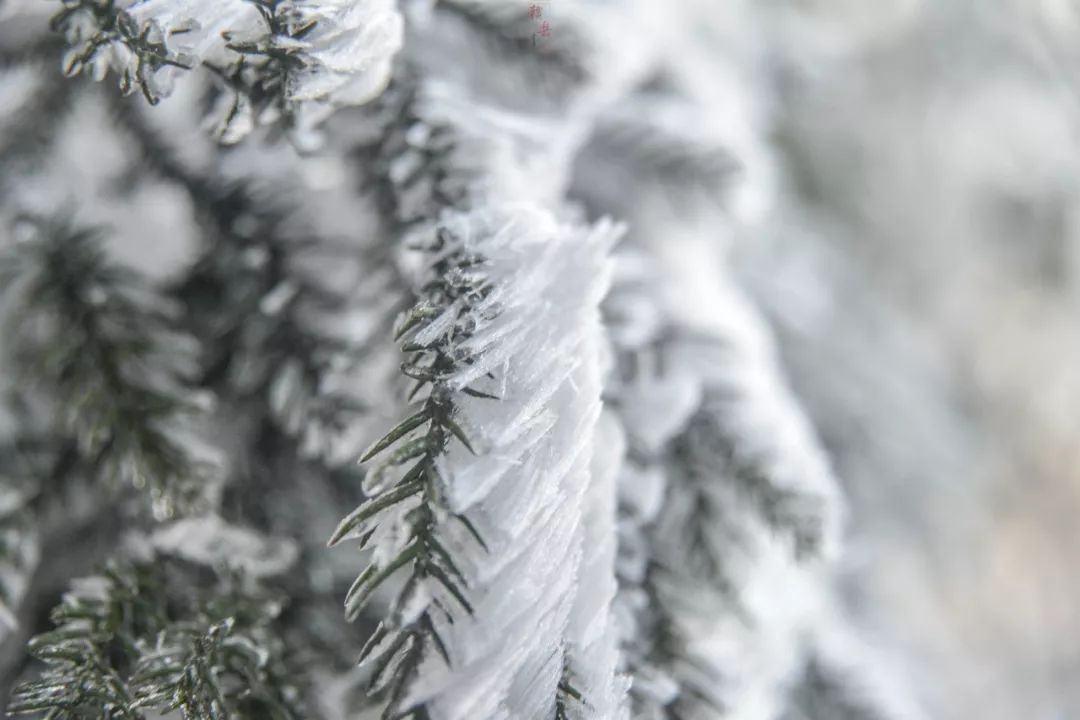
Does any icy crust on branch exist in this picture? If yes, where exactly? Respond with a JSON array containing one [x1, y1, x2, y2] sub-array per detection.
[[331, 18, 646, 709], [329, 206, 620, 719], [52, 0, 403, 143], [407, 207, 617, 720], [417, 207, 614, 510], [603, 245, 845, 718]]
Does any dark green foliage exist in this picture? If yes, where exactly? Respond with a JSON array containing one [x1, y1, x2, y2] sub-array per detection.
[[8, 556, 305, 720], [329, 225, 493, 719], [0, 216, 216, 520]]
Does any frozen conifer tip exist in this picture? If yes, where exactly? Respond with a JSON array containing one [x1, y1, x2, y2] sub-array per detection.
[[278, 0, 403, 105]]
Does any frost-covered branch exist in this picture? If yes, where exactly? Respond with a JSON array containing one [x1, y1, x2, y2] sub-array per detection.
[[8, 549, 307, 720], [51, 0, 403, 143], [324, 5, 669, 714], [326, 222, 494, 719], [0, 212, 320, 714], [330, 206, 620, 719], [0, 2, 941, 720], [600, 225, 843, 719], [95, 94, 389, 464], [0, 215, 222, 520]]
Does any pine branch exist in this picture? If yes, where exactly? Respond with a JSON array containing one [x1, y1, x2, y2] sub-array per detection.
[[8, 556, 307, 720], [9, 562, 163, 719], [627, 568, 727, 720], [605, 251, 843, 718], [130, 617, 301, 720], [342, 44, 627, 704], [341, 13, 637, 713], [329, 224, 491, 719], [49, 0, 403, 144], [623, 464, 737, 718], [175, 181, 379, 461], [603, 274, 731, 719], [0, 215, 220, 520], [619, 385, 817, 718], [680, 331, 842, 560], [0, 399, 117, 706], [0, 466, 120, 712], [203, 0, 327, 145], [99, 96, 382, 461], [50, 0, 197, 106]]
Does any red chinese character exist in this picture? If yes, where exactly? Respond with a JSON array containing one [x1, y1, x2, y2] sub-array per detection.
[[539, 20, 551, 37], [528, 4, 543, 19]]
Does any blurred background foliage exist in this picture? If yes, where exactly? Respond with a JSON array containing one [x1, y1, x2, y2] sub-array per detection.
[[748, 1, 1080, 718]]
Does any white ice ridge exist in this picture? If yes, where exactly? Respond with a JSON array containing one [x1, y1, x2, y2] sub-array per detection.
[[395, 205, 622, 719]]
